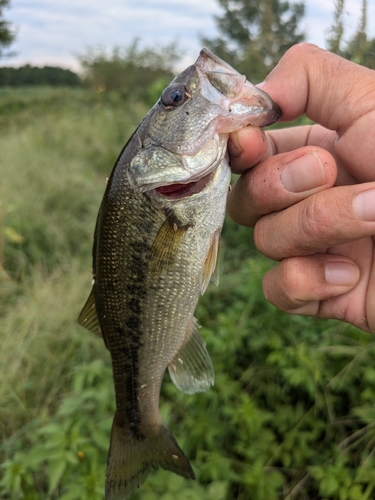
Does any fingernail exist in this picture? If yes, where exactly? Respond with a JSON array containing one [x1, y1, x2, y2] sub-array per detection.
[[228, 137, 243, 158], [325, 261, 359, 286], [281, 152, 326, 193], [353, 189, 375, 221]]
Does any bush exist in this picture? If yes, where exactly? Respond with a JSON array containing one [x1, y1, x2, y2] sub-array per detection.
[[79, 40, 181, 106]]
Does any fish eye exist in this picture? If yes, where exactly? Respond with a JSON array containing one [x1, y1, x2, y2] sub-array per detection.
[[161, 84, 189, 108]]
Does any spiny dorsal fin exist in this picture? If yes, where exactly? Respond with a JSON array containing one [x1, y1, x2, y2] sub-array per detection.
[[201, 229, 221, 295], [149, 216, 188, 275], [168, 317, 214, 394], [78, 288, 102, 337]]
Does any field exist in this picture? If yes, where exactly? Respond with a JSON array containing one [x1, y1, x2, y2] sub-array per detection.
[[1, 86, 375, 500]]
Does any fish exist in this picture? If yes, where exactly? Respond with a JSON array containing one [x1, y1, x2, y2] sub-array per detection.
[[78, 47, 280, 500]]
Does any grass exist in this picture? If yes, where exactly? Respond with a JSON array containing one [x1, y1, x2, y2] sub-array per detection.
[[0, 87, 147, 439], [1, 86, 375, 500]]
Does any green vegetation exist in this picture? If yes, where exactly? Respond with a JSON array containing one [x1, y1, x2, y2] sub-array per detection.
[[1, 84, 375, 500], [0, 0, 14, 58], [79, 40, 180, 106], [327, 0, 375, 69]]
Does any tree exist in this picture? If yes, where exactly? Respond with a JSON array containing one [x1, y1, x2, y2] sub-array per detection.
[[326, 0, 375, 70], [0, 0, 15, 58], [345, 0, 375, 69], [79, 40, 181, 104], [326, 0, 345, 55], [202, 0, 305, 82]]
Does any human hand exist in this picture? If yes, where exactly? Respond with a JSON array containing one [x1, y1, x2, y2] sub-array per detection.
[[227, 43, 375, 333]]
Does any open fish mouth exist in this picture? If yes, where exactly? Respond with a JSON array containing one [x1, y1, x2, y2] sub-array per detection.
[[154, 171, 214, 200], [154, 171, 215, 200]]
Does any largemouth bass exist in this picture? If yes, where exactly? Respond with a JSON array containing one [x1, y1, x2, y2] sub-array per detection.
[[78, 48, 280, 499]]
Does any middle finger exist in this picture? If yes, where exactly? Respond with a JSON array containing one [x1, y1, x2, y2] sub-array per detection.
[[254, 183, 375, 261]]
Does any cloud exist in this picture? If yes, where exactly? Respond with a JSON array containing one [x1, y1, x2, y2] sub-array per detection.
[[6, 0, 220, 69], [305, 0, 375, 48], [4, 0, 375, 71]]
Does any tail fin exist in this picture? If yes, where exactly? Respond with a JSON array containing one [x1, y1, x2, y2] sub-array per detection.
[[105, 412, 195, 500]]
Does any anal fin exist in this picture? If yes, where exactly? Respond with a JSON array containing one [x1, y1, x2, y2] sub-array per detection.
[[168, 317, 214, 394]]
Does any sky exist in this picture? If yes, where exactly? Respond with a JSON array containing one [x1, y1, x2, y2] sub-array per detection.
[[4, 0, 375, 73]]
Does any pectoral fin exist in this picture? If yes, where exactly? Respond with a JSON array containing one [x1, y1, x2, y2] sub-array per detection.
[[168, 317, 214, 394], [201, 230, 220, 294], [149, 216, 188, 275]]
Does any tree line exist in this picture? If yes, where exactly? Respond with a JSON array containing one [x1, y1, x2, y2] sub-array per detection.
[[0, 65, 81, 86]]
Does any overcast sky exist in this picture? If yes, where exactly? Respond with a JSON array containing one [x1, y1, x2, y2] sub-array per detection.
[[4, 0, 375, 72]]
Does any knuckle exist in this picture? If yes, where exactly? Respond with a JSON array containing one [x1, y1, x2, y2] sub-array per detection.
[[253, 217, 272, 256], [300, 190, 352, 247], [302, 194, 332, 239], [283, 43, 321, 62], [263, 259, 306, 310], [278, 260, 305, 305]]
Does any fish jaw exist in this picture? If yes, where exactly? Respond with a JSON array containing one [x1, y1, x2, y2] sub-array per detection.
[[150, 155, 231, 221], [127, 48, 280, 194], [128, 134, 227, 194], [196, 47, 281, 131]]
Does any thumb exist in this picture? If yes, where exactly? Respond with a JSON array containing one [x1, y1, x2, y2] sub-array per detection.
[[260, 43, 375, 131], [259, 43, 375, 182]]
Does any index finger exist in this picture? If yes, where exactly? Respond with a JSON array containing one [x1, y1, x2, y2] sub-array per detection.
[[262, 43, 375, 129], [228, 124, 320, 173], [267, 44, 375, 183]]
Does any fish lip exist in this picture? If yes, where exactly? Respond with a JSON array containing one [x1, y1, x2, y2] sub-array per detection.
[[257, 100, 282, 126], [149, 170, 215, 201], [250, 92, 281, 124], [196, 47, 240, 76]]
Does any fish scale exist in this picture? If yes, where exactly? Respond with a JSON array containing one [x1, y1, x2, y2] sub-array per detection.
[[78, 47, 280, 499]]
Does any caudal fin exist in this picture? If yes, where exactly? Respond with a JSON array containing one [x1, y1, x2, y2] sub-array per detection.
[[105, 412, 195, 500]]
